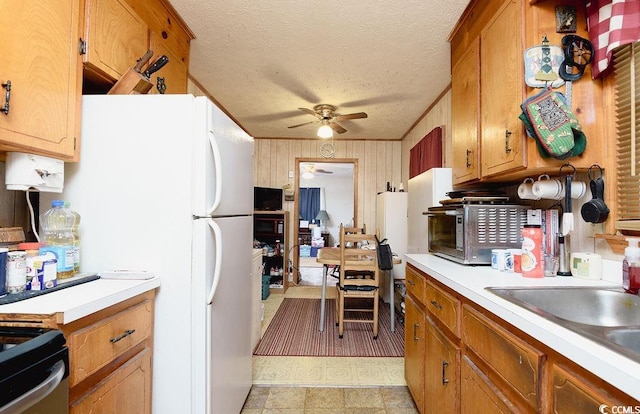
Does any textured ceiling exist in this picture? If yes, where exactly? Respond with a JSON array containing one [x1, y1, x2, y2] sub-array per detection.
[[168, 0, 471, 140]]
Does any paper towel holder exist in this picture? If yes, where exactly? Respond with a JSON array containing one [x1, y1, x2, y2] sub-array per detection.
[[5, 152, 64, 192]]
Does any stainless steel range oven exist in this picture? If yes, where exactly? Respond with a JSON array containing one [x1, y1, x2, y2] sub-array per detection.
[[0, 327, 69, 414]]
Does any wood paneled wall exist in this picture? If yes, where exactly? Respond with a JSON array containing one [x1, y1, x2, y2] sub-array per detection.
[[400, 89, 453, 188], [254, 139, 402, 240]]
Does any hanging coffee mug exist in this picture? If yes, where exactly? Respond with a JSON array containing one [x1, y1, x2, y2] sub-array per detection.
[[532, 174, 563, 200], [581, 165, 609, 223], [518, 178, 538, 200]]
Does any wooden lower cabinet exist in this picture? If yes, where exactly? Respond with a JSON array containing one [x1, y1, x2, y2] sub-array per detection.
[[71, 347, 151, 413], [462, 305, 543, 411], [551, 363, 634, 414], [0, 290, 155, 413], [425, 319, 460, 413], [405, 294, 426, 413], [404, 264, 640, 412], [461, 355, 516, 413]]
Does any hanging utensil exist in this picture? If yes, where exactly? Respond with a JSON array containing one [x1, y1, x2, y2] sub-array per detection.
[[560, 164, 576, 235]]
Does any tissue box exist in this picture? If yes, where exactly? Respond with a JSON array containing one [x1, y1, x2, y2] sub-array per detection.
[[311, 238, 325, 247]]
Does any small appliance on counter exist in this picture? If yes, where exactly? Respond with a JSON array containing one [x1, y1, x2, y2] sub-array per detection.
[[426, 198, 529, 265]]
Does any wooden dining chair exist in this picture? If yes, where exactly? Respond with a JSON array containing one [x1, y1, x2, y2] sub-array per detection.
[[334, 224, 380, 339], [328, 224, 366, 277]]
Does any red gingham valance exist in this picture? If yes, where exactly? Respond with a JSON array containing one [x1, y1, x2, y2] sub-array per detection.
[[587, 0, 640, 78]]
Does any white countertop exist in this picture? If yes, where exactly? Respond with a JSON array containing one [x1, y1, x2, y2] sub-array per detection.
[[0, 276, 161, 325], [404, 253, 640, 402]]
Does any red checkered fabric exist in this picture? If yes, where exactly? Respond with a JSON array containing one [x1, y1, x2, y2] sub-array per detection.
[[587, 0, 640, 78]]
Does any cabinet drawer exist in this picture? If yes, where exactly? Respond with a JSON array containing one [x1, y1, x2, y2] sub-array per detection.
[[405, 265, 426, 305], [71, 347, 152, 414], [426, 280, 460, 337], [68, 300, 153, 387], [462, 305, 543, 411]]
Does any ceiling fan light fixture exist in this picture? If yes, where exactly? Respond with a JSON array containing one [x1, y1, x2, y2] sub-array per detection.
[[302, 171, 314, 179], [317, 123, 333, 138]]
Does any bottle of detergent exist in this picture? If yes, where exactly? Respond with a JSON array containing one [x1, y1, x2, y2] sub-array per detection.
[[623, 237, 640, 294]]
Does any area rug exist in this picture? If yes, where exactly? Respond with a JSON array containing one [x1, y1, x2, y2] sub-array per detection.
[[254, 298, 405, 357]]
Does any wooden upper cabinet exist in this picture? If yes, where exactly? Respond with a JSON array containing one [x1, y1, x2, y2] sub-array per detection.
[[83, 0, 149, 84], [127, 0, 193, 94], [148, 35, 187, 94], [450, 0, 607, 185], [480, 0, 525, 178], [451, 38, 481, 185], [0, 0, 82, 160]]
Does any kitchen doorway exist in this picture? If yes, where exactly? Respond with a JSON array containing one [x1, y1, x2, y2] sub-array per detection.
[[292, 158, 357, 285]]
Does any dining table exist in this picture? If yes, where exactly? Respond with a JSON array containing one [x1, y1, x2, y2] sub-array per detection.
[[316, 247, 402, 333]]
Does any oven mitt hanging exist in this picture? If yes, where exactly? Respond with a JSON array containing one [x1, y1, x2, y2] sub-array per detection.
[[518, 87, 586, 159]]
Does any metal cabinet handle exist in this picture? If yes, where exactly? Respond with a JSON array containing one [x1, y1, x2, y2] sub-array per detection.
[[110, 329, 136, 343], [413, 323, 420, 342], [407, 280, 415, 286], [505, 129, 513, 153], [430, 300, 443, 310], [466, 149, 472, 168], [442, 361, 449, 385], [2, 80, 11, 115]]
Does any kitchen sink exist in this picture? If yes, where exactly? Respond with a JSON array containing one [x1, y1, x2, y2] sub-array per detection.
[[487, 287, 640, 327], [607, 328, 640, 355], [486, 287, 640, 363]]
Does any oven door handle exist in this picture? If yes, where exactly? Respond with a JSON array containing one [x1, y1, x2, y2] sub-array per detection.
[[0, 360, 65, 414]]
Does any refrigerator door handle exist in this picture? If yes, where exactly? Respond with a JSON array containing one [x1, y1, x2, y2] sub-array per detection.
[[207, 130, 223, 216], [206, 219, 223, 305]]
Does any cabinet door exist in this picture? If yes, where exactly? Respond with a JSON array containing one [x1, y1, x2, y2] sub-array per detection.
[[551, 363, 634, 413], [451, 38, 481, 185], [70, 348, 152, 414], [461, 356, 515, 413], [405, 295, 426, 413], [0, 0, 81, 160], [83, 0, 149, 83], [148, 33, 188, 94], [480, 0, 525, 178], [425, 320, 460, 414]]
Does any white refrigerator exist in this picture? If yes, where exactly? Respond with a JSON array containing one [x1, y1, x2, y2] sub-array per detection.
[[375, 192, 408, 303], [407, 168, 452, 254], [45, 94, 254, 414]]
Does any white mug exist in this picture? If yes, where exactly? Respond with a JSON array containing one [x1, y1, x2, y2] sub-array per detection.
[[562, 180, 587, 199], [518, 178, 539, 200], [532, 174, 563, 200]]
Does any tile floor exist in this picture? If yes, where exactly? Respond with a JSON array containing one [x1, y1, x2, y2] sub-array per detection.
[[241, 385, 418, 413], [244, 272, 417, 413]]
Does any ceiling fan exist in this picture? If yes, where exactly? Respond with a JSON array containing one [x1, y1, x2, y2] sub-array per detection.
[[288, 104, 368, 135], [301, 163, 333, 179]]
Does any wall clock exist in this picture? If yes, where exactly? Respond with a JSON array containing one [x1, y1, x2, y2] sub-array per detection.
[[320, 142, 335, 158]]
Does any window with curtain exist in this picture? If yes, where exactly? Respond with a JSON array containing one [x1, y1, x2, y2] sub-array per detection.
[[614, 42, 640, 230], [299, 188, 320, 223], [409, 126, 443, 179]]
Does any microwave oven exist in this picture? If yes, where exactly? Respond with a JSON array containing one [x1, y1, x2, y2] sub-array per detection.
[[426, 204, 529, 265]]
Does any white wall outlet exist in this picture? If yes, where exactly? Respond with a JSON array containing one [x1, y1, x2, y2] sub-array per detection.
[[289, 170, 294, 178]]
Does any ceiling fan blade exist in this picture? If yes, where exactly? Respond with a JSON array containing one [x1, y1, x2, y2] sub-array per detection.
[[288, 120, 319, 129], [298, 107, 318, 117], [315, 168, 334, 174], [335, 112, 368, 121], [330, 122, 347, 134]]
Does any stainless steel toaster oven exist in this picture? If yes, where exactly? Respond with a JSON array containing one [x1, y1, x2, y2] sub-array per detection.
[[426, 204, 529, 265]]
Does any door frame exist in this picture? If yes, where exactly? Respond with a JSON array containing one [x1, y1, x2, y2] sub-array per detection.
[[292, 157, 358, 284]]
